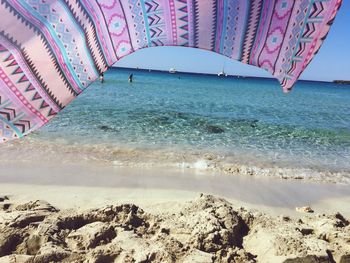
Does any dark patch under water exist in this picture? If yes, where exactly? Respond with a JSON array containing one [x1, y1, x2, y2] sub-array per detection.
[[205, 125, 225, 134]]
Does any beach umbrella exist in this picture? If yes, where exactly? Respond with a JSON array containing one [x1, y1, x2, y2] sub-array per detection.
[[0, 0, 343, 143]]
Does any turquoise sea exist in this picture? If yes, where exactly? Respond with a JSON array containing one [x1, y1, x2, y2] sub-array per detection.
[[11, 68, 350, 181]]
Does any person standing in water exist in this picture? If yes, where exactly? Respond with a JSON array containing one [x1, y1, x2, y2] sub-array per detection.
[[128, 73, 133, 83], [99, 73, 104, 83]]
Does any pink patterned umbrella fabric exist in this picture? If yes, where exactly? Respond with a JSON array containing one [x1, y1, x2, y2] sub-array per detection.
[[0, 0, 343, 142]]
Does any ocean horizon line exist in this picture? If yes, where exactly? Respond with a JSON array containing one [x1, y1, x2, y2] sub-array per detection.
[[110, 66, 345, 86]]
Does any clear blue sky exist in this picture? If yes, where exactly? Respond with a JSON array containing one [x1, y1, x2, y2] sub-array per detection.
[[115, 2, 350, 82]]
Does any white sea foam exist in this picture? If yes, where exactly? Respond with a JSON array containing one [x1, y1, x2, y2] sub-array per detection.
[[1, 138, 349, 184]]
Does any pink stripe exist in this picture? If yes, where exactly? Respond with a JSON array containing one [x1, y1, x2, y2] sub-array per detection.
[[301, 0, 342, 72], [0, 66, 48, 123], [11, 1, 83, 93], [82, 0, 117, 66], [286, 0, 342, 92], [169, 0, 178, 45], [0, 37, 61, 113], [249, 0, 272, 65]]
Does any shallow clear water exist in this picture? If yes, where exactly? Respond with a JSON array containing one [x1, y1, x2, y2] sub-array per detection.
[[31, 68, 350, 173]]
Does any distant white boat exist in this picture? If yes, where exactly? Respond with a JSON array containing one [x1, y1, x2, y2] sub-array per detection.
[[218, 71, 228, 77], [218, 59, 228, 77], [169, 68, 177, 74]]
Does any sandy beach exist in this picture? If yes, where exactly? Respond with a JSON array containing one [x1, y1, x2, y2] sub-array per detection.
[[0, 0, 349, 261], [1, 160, 350, 263]]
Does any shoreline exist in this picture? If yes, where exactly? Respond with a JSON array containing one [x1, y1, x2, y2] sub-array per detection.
[[1, 161, 350, 217], [2, 138, 350, 185]]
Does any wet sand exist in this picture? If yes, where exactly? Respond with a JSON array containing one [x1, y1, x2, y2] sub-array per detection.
[[1, 161, 350, 217]]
